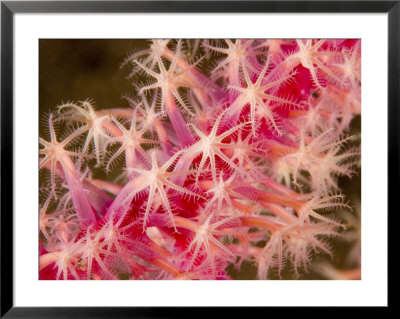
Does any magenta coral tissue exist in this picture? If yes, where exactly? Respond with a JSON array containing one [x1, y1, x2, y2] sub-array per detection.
[[39, 39, 361, 280]]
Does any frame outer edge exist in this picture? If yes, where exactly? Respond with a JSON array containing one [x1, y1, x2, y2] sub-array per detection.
[[0, 0, 396, 317], [388, 0, 399, 309], [1, 1, 398, 13], [1, 1, 14, 318]]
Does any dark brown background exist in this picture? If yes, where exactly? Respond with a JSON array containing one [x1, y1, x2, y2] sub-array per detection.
[[39, 39, 148, 114]]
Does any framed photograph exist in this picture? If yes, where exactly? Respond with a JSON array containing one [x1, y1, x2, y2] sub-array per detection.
[[1, 0, 394, 316]]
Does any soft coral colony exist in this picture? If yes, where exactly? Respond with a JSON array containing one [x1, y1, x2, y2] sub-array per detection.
[[39, 39, 361, 280]]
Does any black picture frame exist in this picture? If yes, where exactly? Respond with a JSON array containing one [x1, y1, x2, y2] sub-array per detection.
[[1, 1, 395, 317]]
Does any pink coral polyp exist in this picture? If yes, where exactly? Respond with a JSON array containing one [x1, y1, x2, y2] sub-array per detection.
[[39, 39, 361, 280]]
